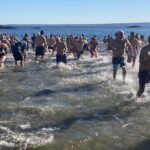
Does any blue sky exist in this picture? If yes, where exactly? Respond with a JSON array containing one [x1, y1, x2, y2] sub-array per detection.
[[1, 0, 150, 24]]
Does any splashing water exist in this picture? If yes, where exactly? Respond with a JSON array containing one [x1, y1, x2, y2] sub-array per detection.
[[0, 44, 150, 150]]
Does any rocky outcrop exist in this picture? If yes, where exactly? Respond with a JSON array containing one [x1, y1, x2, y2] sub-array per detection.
[[127, 25, 140, 28], [0, 25, 16, 29]]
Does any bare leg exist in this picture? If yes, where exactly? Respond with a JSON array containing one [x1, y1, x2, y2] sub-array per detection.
[[20, 60, 24, 68], [137, 84, 145, 97], [113, 68, 117, 80], [0, 59, 3, 67], [95, 52, 98, 58], [73, 52, 76, 58], [15, 61, 17, 66], [24, 51, 28, 63], [25, 51, 28, 63], [51, 50, 54, 56], [0, 57, 5, 68], [41, 56, 44, 60], [132, 57, 136, 68], [35, 56, 38, 60], [90, 51, 93, 58], [122, 67, 127, 83], [56, 62, 59, 67]]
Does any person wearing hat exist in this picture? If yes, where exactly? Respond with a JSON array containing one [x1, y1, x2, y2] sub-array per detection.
[[137, 36, 150, 97]]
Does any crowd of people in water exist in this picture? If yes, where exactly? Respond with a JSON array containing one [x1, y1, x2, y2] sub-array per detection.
[[0, 30, 149, 98]]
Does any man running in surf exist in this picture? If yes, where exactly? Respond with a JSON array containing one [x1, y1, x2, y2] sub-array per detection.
[[111, 31, 132, 83], [35, 31, 48, 60], [137, 36, 150, 97], [128, 32, 141, 68], [89, 36, 98, 58]]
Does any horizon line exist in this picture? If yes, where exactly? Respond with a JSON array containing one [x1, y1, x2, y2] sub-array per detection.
[[1, 22, 150, 26]]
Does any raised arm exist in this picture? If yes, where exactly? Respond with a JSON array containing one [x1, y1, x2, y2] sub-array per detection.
[[126, 39, 132, 49], [43, 37, 48, 49]]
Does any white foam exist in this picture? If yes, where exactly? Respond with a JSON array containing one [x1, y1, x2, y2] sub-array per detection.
[[0, 121, 12, 124], [22, 134, 54, 148], [136, 94, 150, 103], [19, 122, 31, 130], [42, 127, 59, 132], [0, 131, 54, 149], [0, 126, 14, 134], [58, 63, 73, 71], [50, 63, 73, 71], [122, 124, 129, 128], [0, 141, 15, 147]]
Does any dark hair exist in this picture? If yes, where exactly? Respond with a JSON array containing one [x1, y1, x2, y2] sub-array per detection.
[[140, 35, 144, 39], [25, 33, 28, 37], [130, 32, 135, 34], [148, 36, 150, 43], [40, 30, 44, 35], [115, 32, 118, 36]]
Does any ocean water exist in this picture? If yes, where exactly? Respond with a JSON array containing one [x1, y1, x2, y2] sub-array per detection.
[[0, 24, 150, 150], [1, 23, 150, 40]]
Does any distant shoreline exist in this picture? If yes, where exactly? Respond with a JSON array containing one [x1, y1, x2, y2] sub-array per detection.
[[0, 22, 150, 26], [0, 25, 17, 29]]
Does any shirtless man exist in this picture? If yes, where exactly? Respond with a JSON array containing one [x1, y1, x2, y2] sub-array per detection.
[[102, 36, 108, 44], [66, 35, 72, 52], [128, 32, 141, 68], [54, 37, 67, 67], [137, 36, 150, 97], [111, 31, 132, 83], [0, 35, 11, 52], [31, 34, 36, 51], [76, 36, 85, 59], [83, 37, 89, 51], [47, 35, 56, 54], [140, 35, 148, 48], [89, 36, 98, 58], [0, 41, 8, 67], [35, 31, 48, 60], [70, 36, 78, 58], [22, 33, 33, 62]]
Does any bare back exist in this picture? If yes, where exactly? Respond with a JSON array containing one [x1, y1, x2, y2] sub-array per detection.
[[35, 35, 47, 48]]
